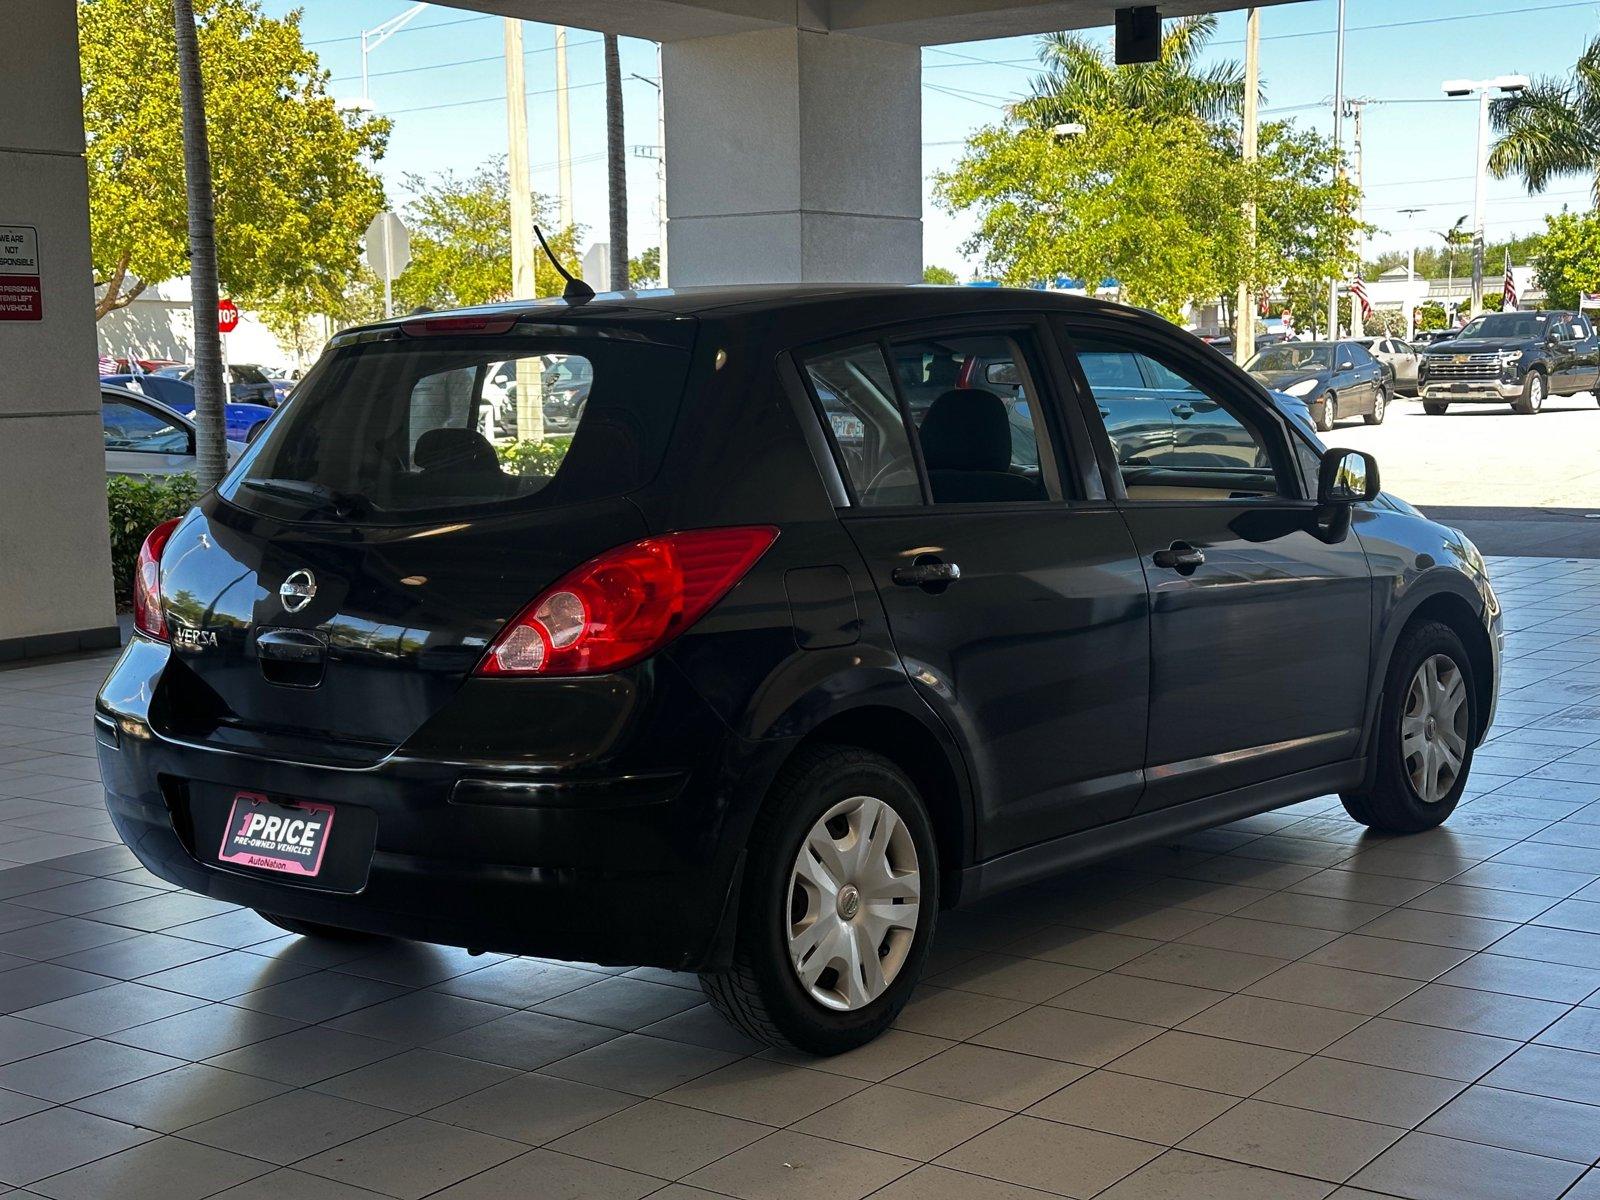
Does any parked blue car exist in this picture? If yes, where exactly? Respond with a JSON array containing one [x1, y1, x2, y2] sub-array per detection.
[[101, 374, 274, 443]]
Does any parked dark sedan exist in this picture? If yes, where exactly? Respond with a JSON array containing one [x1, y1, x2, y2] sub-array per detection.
[[97, 286, 1501, 1054], [1245, 340, 1388, 431]]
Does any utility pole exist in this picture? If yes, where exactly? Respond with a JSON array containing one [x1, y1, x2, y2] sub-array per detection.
[[1442, 75, 1529, 316], [554, 27, 574, 230], [504, 18, 543, 440], [1327, 0, 1346, 340], [1233, 8, 1260, 367], [630, 67, 669, 286], [1398, 206, 1425, 338], [604, 35, 629, 292], [1348, 97, 1368, 336]]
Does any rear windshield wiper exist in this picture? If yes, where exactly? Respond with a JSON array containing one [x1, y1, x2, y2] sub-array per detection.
[[239, 478, 370, 518]]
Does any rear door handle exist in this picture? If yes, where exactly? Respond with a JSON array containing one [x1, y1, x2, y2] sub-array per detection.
[[892, 557, 961, 589], [1152, 542, 1205, 573]]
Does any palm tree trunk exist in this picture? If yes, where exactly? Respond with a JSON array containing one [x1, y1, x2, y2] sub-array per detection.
[[604, 34, 628, 291], [171, 0, 228, 488]]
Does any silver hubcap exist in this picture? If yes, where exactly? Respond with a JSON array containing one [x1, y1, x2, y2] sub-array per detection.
[[1374, 389, 1384, 419], [1324, 397, 1334, 425], [1402, 654, 1470, 803], [787, 795, 921, 1011], [1531, 376, 1543, 408]]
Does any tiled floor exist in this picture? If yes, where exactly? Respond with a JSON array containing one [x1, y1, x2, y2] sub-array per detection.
[[1, 554, 1599, 1199]]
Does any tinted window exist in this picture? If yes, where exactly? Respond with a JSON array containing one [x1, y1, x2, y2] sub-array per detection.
[[802, 343, 921, 507], [226, 334, 689, 522], [1346, 344, 1375, 367], [889, 332, 1059, 503], [1458, 312, 1551, 339], [233, 366, 270, 384], [1071, 335, 1287, 499], [103, 399, 190, 454]]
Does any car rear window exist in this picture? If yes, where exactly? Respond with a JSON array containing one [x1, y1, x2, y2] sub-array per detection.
[[222, 332, 690, 523]]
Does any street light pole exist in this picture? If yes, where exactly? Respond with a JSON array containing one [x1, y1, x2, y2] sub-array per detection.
[[1398, 206, 1425, 339], [1442, 74, 1529, 317], [1234, 7, 1260, 366], [1327, 0, 1345, 340], [361, 4, 427, 108]]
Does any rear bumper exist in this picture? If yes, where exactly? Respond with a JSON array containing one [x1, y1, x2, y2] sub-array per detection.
[[95, 639, 788, 969]]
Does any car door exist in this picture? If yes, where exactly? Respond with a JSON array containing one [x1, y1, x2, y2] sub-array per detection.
[[102, 395, 196, 477], [1392, 340, 1420, 390], [1339, 342, 1376, 413], [1056, 318, 1373, 809], [1569, 314, 1600, 393], [797, 321, 1151, 858]]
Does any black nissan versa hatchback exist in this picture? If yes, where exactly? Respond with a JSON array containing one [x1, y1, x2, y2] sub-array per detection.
[[96, 286, 1502, 1053]]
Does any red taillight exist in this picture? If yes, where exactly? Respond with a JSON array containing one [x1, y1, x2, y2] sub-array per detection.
[[477, 526, 779, 677], [399, 314, 520, 337], [132, 517, 181, 640]]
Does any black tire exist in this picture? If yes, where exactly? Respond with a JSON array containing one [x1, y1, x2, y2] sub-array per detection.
[[1423, 402, 1449, 415], [1511, 370, 1545, 415], [1363, 384, 1387, 426], [1341, 620, 1477, 834], [1314, 392, 1336, 432], [699, 745, 939, 1055], [257, 911, 379, 941]]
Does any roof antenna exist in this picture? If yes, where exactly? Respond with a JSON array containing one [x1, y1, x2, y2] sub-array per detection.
[[533, 224, 595, 304]]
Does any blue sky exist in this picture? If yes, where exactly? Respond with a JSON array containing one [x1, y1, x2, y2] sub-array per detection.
[[267, 0, 1599, 278]]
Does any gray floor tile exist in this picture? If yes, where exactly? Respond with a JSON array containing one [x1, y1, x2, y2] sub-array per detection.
[[795, 1082, 1007, 1160], [935, 1113, 1161, 1196], [891, 985, 1030, 1040], [1245, 961, 1425, 1014], [0, 963, 116, 1013], [226, 969, 410, 1023], [1321, 1018, 1520, 1082], [1481, 1043, 1600, 1105], [426, 1148, 662, 1199], [926, 951, 1100, 1002], [1027, 1070, 1237, 1145], [182, 1089, 403, 1165], [1349, 1131, 1586, 1200], [970, 1004, 1164, 1066], [1380, 982, 1568, 1039], [1254, 1056, 1465, 1128], [1108, 1030, 1305, 1097], [311, 1047, 518, 1114], [1096, 1148, 1337, 1200], [660, 1057, 866, 1126], [546, 1097, 768, 1178], [1118, 942, 1285, 991], [533, 976, 707, 1031], [27, 1134, 274, 1200], [208, 1167, 398, 1200], [13, 980, 208, 1034], [1534, 1004, 1600, 1051], [205, 1025, 402, 1086], [0, 1106, 156, 1187], [425, 1071, 638, 1144], [869, 1163, 1084, 1200], [887, 1042, 1089, 1111], [0, 1038, 183, 1102], [1178, 994, 1368, 1053], [0, 1014, 84, 1065], [538, 1031, 741, 1097], [70, 1061, 287, 1132], [1419, 1084, 1600, 1163], [429, 957, 600, 1007], [1179, 1098, 1404, 1183], [294, 1116, 526, 1200], [425, 1010, 620, 1071], [133, 949, 318, 1001], [107, 999, 303, 1060], [1436, 952, 1600, 1002], [325, 990, 514, 1046], [686, 1130, 916, 1199], [1047, 972, 1228, 1026]]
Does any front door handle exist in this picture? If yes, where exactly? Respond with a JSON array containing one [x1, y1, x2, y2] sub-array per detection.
[[1152, 542, 1205, 574], [892, 556, 961, 590], [1171, 403, 1195, 419]]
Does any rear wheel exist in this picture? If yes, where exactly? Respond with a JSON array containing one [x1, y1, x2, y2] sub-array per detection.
[[1314, 392, 1336, 432], [1423, 402, 1449, 415], [700, 745, 937, 1055], [1363, 385, 1387, 425], [1342, 620, 1476, 833], [257, 911, 378, 941], [1511, 371, 1544, 415]]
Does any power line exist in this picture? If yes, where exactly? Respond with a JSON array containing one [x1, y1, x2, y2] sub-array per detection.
[[306, 13, 494, 47], [1213, 0, 1599, 45], [328, 37, 604, 86]]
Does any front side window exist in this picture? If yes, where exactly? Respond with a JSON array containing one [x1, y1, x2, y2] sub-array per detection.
[[102, 399, 190, 454], [1070, 334, 1288, 500]]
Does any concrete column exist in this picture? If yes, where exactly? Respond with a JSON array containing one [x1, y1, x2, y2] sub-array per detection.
[[0, 0, 118, 659], [662, 27, 922, 286]]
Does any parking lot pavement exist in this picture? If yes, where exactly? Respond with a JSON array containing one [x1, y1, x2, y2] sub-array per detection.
[[1333, 395, 1600, 557], [1, 555, 1599, 1198]]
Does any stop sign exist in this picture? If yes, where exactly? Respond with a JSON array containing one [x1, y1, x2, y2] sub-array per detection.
[[217, 298, 240, 334]]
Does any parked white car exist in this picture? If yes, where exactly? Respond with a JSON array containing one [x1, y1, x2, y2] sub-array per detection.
[[102, 384, 243, 477]]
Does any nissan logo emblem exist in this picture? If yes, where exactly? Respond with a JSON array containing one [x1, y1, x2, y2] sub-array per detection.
[[279, 569, 317, 614]]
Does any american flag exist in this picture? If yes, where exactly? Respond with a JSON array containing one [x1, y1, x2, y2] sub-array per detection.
[[1350, 275, 1373, 321], [1503, 252, 1518, 310]]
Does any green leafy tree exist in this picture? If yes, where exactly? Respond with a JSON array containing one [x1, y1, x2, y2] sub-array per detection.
[[923, 265, 960, 285], [629, 247, 661, 288], [393, 159, 580, 311], [1533, 208, 1600, 309], [80, 0, 390, 320], [1016, 15, 1246, 128], [1489, 36, 1600, 200]]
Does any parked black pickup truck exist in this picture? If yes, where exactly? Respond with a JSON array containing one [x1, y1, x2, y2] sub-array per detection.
[[1417, 309, 1600, 415]]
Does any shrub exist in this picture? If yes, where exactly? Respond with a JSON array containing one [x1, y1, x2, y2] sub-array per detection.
[[496, 436, 573, 477], [106, 473, 199, 607]]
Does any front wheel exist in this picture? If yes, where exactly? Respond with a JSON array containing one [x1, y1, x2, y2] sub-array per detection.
[[1314, 392, 1336, 432], [1363, 385, 1387, 425], [1511, 371, 1544, 415], [700, 745, 938, 1055], [1423, 402, 1449, 416], [1342, 620, 1477, 833]]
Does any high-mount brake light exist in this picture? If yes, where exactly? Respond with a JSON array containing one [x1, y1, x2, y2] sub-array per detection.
[[399, 315, 520, 337], [132, 517, 182, 640], [477, 526, 779, 677]]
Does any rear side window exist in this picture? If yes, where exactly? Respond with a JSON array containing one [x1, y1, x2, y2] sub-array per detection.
[[223, 334, 690, 522]]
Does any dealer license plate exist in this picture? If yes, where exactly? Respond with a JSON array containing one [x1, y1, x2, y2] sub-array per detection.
[[218, 793, 335, 877]]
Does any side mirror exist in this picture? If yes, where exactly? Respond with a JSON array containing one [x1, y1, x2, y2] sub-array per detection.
[[985, 361, 1021, 387], [1338, 360, 1354, 370], [1318, 447, 1380, 504]]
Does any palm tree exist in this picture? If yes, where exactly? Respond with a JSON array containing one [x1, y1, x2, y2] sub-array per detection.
[[1489, 36, 1600, 200], [1017, 14, 1246, 128], [1438, 215, 1471, 297], [604, 34, 628, 292], [170, 0, 228, 488]]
